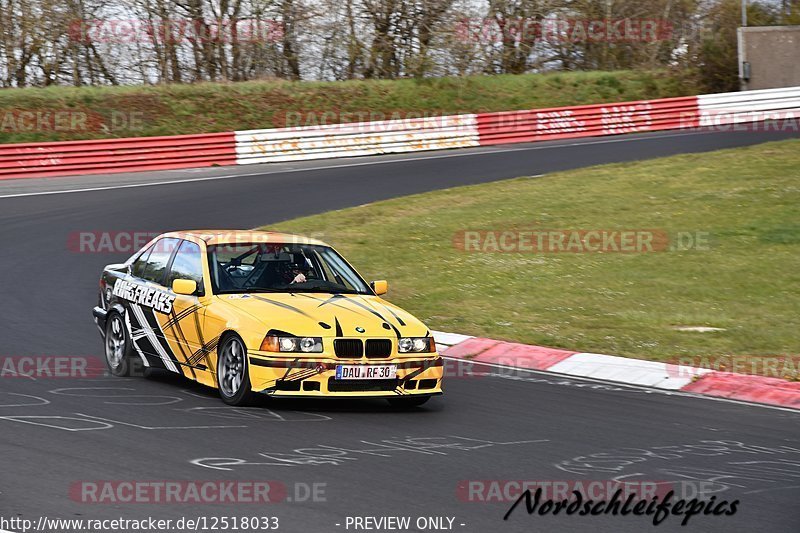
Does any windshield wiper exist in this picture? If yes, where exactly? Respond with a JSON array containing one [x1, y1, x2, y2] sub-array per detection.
[[217, 287, 282, 294], [246, 288, 284, 293], [296, 288, 364, 295]]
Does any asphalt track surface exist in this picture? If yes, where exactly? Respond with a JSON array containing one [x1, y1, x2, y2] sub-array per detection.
[[1, 129, 798, 533]]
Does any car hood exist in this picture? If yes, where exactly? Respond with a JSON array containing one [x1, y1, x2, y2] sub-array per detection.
[[218, 292, 430, 338]]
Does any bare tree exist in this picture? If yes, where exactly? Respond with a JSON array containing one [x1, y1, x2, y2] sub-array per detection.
[[0, 0, 773, 88]]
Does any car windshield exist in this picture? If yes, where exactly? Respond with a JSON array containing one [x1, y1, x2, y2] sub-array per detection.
[[208, 242, 372, 295]]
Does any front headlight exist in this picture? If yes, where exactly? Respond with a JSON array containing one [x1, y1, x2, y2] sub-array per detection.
[[398, 337, 435, 353], [261, 335, 323, 353]]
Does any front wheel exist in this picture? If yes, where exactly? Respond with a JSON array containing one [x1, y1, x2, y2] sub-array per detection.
[[104, 312, 134, 377], [217, 334, 254, 406], [387, 396, 431, 409]]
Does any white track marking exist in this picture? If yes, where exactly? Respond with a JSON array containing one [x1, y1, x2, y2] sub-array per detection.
[[0, 130, 719, 199], [180, 389, 220, 400], [0, 415, 113, 431], [76, 413, 246, 430], [0, 393, 50, 407], [49, 387, 182, 406], [184, 406, 332, 422], [0, 362, 37, 380]]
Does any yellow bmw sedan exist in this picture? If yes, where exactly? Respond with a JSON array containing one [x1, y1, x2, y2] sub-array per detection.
[[93, 230, 442, 407]]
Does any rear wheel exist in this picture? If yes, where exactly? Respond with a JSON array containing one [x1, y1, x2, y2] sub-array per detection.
[[217, 334, 254, 406], [387, 396, 431, 409], [104, 312, 134, 377]]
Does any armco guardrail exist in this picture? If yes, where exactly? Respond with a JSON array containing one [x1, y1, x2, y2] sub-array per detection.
[[0, 132, 236, 179], [697, 86, 800, 125], [235, 114, 479, 164], [0, 86, 797, 180], [475, 96, 700, 145]]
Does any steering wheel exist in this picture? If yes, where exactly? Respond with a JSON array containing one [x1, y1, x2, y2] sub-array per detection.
[[217, 264, 237, 291]]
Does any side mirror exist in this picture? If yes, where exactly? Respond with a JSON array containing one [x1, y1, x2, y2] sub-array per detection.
[[172, 279, 197, 296], [371, 280, 388, 296]]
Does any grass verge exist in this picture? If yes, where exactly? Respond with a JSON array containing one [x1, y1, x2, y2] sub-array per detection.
[[0, 70, 697, 143], [263, 140, 800, 368]]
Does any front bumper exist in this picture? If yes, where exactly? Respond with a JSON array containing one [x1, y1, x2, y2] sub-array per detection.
[[247, 353, 444, 397], [93, 306, 108, 332]]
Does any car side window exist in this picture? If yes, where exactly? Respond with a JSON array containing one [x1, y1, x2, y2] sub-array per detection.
[[167, 240, 204, 295], [141, 238, 180, 286], [131, 244, 154, 279]]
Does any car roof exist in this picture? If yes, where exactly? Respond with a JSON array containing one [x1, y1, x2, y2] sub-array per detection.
[[161, 230, 328, 247]]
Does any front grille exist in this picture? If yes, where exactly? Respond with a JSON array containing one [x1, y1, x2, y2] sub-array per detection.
[[334, 339, 363, 358], [328, 377, 398, 392], [365, 339, 392, 358]]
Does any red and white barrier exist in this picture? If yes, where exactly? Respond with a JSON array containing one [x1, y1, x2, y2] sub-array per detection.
[[475, 95, 701, 145], [435, 330, 800, 409], [0, 132, 236, 179], [235, 114, 479, 164], [0, 86, 797, 180]]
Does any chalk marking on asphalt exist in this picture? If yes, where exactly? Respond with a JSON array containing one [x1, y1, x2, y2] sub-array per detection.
[[0, 393, 50, 407], [0, 415, 113, 431], [0, 130, 725, 199], [49, 386, 182, 406], [75, 412, 247, 430]]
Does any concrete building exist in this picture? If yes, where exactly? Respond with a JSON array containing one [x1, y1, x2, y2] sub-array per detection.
[[738, 25, 800, 90]]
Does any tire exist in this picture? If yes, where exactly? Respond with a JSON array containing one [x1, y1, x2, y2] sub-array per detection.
[[104, 311, 134, 377], [387, 396, 431, 409], [216, 333, 254, 406]]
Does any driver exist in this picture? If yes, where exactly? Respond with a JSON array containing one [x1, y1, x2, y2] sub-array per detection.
[[288, 262, 308, 284]]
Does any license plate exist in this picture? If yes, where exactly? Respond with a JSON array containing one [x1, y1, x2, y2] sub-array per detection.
[[335, 364, 397, 380]]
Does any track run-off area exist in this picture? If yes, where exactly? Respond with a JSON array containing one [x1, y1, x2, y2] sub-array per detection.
[[1, 128, 798, 533]]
